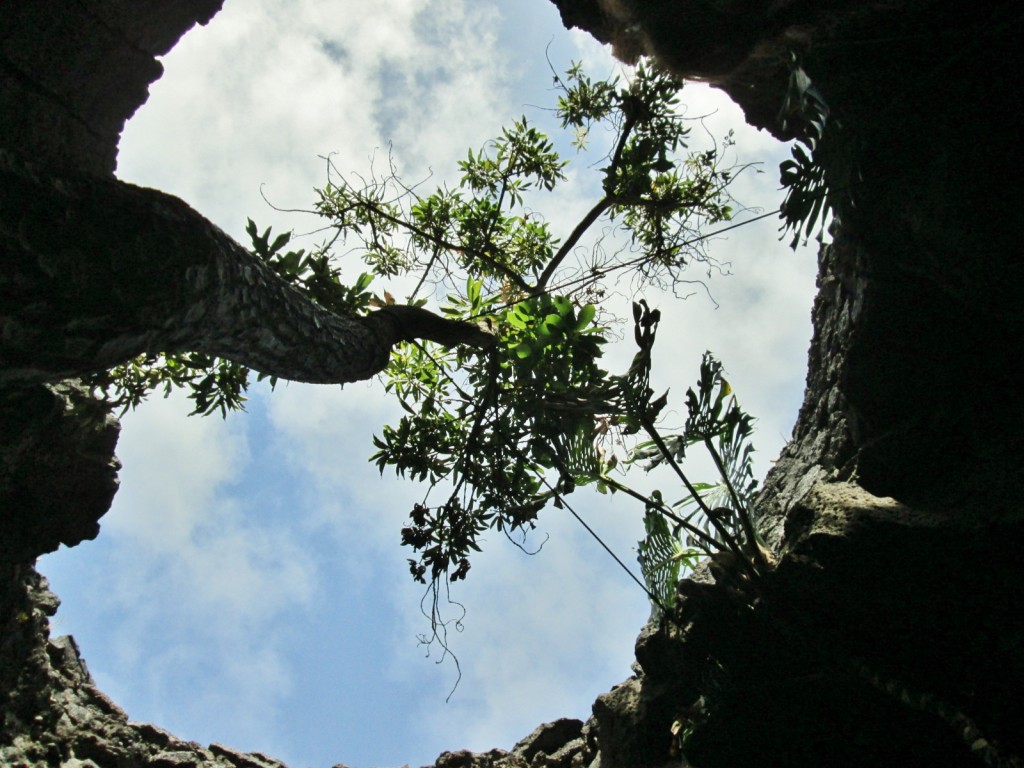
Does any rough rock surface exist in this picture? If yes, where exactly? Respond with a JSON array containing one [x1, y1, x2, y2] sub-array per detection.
[[548, 2, 1024, 767], [2, 1, 1023, 768], [1, 1, 223, 175], [0, 381, 120, 563], [0, 566, 291, 768]]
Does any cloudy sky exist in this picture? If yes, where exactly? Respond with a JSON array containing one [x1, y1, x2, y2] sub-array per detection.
[[39, 2, 818, 767]]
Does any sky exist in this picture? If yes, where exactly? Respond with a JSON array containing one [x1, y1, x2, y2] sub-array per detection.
[[38, 2, 818, 767]]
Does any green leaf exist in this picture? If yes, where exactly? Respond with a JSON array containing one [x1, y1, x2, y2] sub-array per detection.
[[637, 510, 700, 620], [551, 295, 572, 317], [507, 312, 528, 330], [269, 231, 291, 254], [576, 303, 596, 330], [543, 313, 564, 330]]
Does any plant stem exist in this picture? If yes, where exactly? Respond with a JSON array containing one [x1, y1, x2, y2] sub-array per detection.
[[599, 475, 721, 555], [534, 113, 637, 292], [356, 194, 532, 293], [703, 438, 770, 574], [640, 417, 755, 579], [535, 196, 612, 291]]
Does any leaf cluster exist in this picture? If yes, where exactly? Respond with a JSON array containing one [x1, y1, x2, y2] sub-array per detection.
[[88, 352, 250, 417], [372, 279, 611, 584], [246, 218, 377, 316], [306, 61, 743, 310], [632, 353, 756, 537], [556, 62, 737, 288], [630, 350, 762, 618], [777, 53, 860, 249], [778, 54, 832, 248]]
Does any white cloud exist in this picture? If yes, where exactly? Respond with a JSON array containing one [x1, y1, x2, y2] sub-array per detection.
[[99, 393, 248, 545], [404, 509, 650, 752], [39, 390, 318, 759], [98, 391, 316, 623]]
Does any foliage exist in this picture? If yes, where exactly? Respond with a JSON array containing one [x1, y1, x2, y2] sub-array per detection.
[[348, 63, 751, 600], [91, 58, 772, 642], [636, 510, 701, 621], [778, 53, 835, 248], [247, 218, 377, 317], [631, 350, 763, 618], [376, 285, 611, 584], [631, 353, 758, 541], [88, 351, 250, 418]]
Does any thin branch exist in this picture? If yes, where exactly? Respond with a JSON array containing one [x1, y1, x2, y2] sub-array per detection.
[[339, 190, 533, 294], [535, 208, 782, 301], [535, 196, 613, 291], [534, 112, 637, 292], [446, 352, 502, 501], [533, 472, 666, 612], [599, 475, 722, 555], [409, 240, 445, 302]]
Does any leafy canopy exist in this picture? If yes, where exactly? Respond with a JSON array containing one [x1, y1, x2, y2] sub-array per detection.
[[91, 59, 771, 631]]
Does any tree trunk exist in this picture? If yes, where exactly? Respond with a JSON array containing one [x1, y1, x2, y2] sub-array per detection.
[[0, 149, 487, 386]]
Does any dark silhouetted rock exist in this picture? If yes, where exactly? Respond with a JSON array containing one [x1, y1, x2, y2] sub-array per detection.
[[0, 382, 120, 563]]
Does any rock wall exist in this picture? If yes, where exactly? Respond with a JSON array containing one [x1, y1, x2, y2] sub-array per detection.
[[1, 1, 221, 561], [546, 2, 1024, 767], [2, 1, 1023, 768], [1, 1, 222, 175], [1, 565, 295, 768]]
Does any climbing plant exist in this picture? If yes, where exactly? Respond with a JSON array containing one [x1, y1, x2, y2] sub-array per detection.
[[777, 52, 862, 249], [633, 349, 763, 618]]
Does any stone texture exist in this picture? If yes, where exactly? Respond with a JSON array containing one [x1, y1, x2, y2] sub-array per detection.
[[428, 718, 592, 768], [513, 719, 582, 761], [0, 568, 302, 768], [600, 480, 1023, 767], [0, 381, 120, 563], [209, 742, 290, 768], [0, 1, 223, 175], [545, 2, 1024, 766]]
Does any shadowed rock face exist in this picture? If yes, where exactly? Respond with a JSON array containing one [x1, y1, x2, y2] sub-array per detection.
[[0, 1, 223, 176], [548, 2, 1024, 767], [0, 382, 120, 564], [0, 5, 299, 766], [2, 2, 1023, 768], [1, 2, 223, 574]]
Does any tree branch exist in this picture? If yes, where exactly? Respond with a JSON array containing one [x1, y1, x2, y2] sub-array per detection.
[[535, 196, 612, 291], [535, 113, 636, 292], [369, 305, 496, 350], [0, 150, 489, 387]]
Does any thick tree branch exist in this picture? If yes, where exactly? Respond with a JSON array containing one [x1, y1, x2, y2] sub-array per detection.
[[0, 151, 488, 386], [369, 305, 496, 350]]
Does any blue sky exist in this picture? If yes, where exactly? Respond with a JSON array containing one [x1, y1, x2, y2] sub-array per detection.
[[38, 2, 818, 767]]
